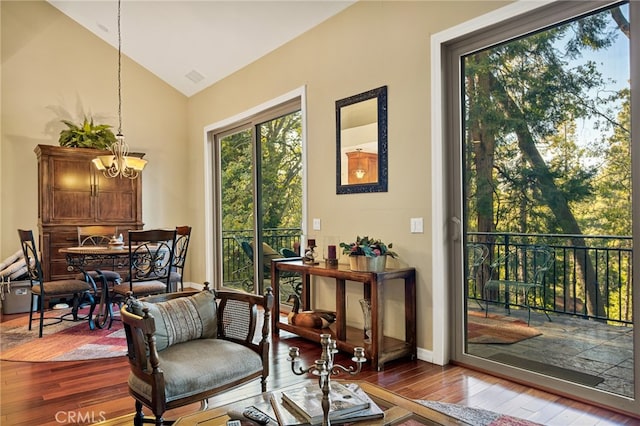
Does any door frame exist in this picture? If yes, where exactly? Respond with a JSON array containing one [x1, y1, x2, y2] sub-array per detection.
[[203, 86, 308, 287], [431, 0, 638, 415]]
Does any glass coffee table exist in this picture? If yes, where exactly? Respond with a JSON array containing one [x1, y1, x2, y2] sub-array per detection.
[[174, 381, 467, 425]]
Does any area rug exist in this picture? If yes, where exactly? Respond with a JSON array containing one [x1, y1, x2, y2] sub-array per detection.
[[467, 311, 542, 344], [0, 307, 126, 362], [488, 353, 604, 387], [418, 400, 543, 426]]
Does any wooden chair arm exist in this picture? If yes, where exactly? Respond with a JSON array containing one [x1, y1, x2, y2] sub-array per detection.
[[120, 304, 166, 401]]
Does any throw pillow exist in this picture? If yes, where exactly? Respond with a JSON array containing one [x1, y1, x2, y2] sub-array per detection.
[[129, 290, 217, 351]]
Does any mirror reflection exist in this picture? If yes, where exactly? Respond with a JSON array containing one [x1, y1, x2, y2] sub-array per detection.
[[340, 98, 378, 184], [336, 86, 387, 194]]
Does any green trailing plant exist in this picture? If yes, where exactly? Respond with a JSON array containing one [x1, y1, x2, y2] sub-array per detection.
[[58, 116, 116, 149]]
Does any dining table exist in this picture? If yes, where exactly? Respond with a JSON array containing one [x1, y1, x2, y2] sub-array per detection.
[[59, 244, 133, 329]]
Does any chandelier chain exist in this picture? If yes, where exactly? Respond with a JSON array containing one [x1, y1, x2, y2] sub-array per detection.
[[117, 0, 122, 135], [92, 0, 146, 179]]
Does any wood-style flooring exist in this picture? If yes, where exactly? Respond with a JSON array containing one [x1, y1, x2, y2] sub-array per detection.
[[0, 312, 638, 426]]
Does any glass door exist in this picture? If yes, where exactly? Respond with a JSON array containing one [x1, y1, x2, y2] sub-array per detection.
[[449, 0, 636, 408], [217, 107, 303, 299]]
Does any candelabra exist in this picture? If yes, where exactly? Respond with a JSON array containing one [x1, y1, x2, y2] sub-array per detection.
[[288, 334, 367, 426]]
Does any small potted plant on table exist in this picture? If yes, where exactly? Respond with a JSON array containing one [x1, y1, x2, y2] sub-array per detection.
[[339, 236, 397, 272]]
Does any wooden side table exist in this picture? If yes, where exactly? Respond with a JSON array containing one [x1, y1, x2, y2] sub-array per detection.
[[271, 259, 416, 371]]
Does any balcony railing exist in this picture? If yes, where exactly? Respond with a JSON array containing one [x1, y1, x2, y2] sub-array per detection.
[[468, 232, 633, 326], [222, 228, 301, 292], [221, 229, 633, 325]]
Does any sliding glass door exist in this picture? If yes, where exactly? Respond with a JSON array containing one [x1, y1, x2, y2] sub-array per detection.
[[447, 0, 637, 412], [215, 102, 303, 298]]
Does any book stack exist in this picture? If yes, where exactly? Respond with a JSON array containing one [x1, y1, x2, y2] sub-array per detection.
[[270, 382, 384, 426]]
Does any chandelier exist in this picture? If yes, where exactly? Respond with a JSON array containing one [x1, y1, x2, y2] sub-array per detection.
[[92, 0, 147, 179]]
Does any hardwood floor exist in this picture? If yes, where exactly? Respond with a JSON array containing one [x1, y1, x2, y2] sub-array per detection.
[[1, 325, 637, 426]]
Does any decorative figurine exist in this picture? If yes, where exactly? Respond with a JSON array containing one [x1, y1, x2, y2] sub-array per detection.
[[303, 239, 318, 264], [287, 294, 336, 328]]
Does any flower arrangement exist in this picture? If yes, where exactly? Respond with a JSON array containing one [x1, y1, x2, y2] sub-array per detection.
[[340, 236, 398, 258]]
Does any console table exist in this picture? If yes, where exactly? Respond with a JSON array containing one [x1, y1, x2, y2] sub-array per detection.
[[271, 259, 416, 371]]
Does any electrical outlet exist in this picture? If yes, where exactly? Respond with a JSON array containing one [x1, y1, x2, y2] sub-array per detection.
[[312, 218, 321, 230]]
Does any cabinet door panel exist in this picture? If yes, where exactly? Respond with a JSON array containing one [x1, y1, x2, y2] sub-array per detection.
[[51, 159, 92, 190], [52, 192, 93, 221], [50, 159, 93, 221], [95, 191, 138, 222]]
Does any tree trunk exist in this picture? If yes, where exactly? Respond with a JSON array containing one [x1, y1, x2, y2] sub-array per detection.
[[506, 96, 606, 318]]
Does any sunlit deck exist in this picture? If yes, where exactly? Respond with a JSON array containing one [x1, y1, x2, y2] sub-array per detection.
[[467, 305, 634, 398]]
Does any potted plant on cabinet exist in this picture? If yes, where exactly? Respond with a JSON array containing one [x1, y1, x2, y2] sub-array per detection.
[[58, 116, 116, 149]]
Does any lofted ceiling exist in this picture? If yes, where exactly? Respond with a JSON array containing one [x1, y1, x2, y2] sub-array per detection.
[[48, 1, 355, 97]]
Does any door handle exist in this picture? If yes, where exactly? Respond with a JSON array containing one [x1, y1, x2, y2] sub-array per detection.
[[451, 217, 461, 242]]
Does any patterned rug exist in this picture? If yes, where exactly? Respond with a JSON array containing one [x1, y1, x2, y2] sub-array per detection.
[[418, 400, 543, 425], [0, 307, 126, 361], [467, 311, 542, 344]]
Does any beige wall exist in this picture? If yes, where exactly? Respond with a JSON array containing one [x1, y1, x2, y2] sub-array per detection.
[[1, 0, 507, 354], [187, 1, 506, 353], [1, 0, 189, 259]]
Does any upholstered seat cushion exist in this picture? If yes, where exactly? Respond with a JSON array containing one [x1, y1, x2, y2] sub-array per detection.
[[33, 279, 92, 295], [128, 338, 263, 403], [113, 281, 167, 297]]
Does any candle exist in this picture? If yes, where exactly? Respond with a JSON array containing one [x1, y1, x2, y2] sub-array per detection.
[[327, 245, 337, 259]]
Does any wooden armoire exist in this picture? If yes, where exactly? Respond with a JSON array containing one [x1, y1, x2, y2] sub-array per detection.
[[346, 150, 378, 184], [35, 145, 144, 280]]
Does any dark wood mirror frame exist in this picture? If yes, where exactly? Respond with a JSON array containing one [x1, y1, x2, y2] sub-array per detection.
[[336, 85, 388, 194]]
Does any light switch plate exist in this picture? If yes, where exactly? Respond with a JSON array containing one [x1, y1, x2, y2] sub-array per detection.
[[312, 218, 321, 231], [410, 217, 424, 233]]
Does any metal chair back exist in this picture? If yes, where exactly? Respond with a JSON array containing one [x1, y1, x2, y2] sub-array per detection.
[[77, 225, 118, 246], [128, 229, 176, 287]]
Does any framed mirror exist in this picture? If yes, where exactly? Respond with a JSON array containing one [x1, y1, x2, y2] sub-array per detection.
[[336, 85, 387, 194]]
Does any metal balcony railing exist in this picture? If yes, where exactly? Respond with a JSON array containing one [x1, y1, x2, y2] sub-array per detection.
[[222, 228, 301, 293], [468, 232, 633, 325], [221, 229, 633, 325]]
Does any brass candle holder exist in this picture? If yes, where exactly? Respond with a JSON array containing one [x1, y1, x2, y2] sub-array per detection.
[[288, 334, 366, 426]]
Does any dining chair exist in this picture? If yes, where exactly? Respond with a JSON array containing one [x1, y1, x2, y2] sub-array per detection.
[[111, 229, 177, 301], [18, 229, 96, 337], [169, 225, 191, 292], [78, 225, 118, 246], [77, 225, 123, 329]]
